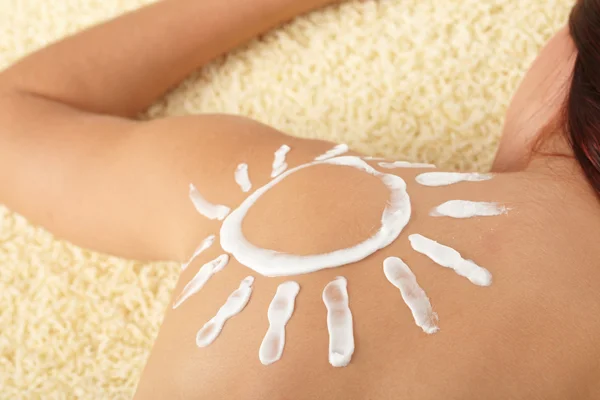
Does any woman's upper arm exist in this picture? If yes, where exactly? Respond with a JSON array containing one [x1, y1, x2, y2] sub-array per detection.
[[0, 91, 151, 257], [0, 91, 323, 261]]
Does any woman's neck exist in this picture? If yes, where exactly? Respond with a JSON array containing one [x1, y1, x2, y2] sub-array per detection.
[[521, 145, 600, 224]]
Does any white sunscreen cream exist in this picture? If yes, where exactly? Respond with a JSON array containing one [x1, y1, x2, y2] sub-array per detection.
[[271, 145, 291, 178], [431, 200, 507, 219], [181, 234, 215, 271], [378, 161, 436, 169], [189, 184, 231, 221], [362, 156, 386, 161], [173, 254, 229, 309], [220, 156, 411, 277], [259, 281, 300, 365], [383, 257, 439, 334], [315, 143, 349, 161], [323, 277, 354, 367], [409, 234, 492, 286], [416, 172, 492, 187], [196, 276, 254, 347], [235, 163, 252, 193]]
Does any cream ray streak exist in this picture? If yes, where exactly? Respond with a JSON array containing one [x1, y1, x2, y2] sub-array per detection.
[[235, 163, 252, 192], [181, 235, 215, 271], [431, 200, 507, 218], [408, 234, 492, 286], [362, 156, 386, 161], [378, 161, 436, 169], [315, 143, 349, 161], [173, 254, 229, 309], [189, 184, 231, 220], [416, 172, 492, 187], [259, 281, 300, 365], [323, 277, 354, 367], [383, 257, 439, 334], [271, 144, 291, 178], [196, 276, 254, 347]]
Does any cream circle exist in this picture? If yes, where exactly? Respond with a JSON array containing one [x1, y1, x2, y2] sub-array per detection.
[[219, 156, 411, 277]]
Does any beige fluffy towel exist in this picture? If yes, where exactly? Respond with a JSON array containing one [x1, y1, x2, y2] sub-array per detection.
[[0, 0, 572, 398]]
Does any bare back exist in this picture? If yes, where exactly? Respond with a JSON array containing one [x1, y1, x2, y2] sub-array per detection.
[[133, 132, 600, 400]]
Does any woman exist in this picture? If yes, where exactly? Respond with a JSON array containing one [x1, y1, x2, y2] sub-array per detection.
[[0, 0, 598, 398]]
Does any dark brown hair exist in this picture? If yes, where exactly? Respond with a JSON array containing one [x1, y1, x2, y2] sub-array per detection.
[[566, 0, 600, 192]]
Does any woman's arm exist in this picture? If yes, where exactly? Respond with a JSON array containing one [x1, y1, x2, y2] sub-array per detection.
[[0, 0, 337, 261], [0, 0, 334, 116]]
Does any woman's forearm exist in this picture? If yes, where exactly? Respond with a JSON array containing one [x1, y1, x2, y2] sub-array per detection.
[[0, 0, 334, 117]]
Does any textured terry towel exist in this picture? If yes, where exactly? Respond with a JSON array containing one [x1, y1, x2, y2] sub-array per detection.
[[0, 0, 572, 398]]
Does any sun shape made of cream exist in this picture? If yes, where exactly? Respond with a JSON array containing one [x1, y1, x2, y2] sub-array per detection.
[[174, 144, 507, 368]]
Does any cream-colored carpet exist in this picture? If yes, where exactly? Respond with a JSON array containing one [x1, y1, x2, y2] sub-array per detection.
[[0, 0, 572, 398]]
